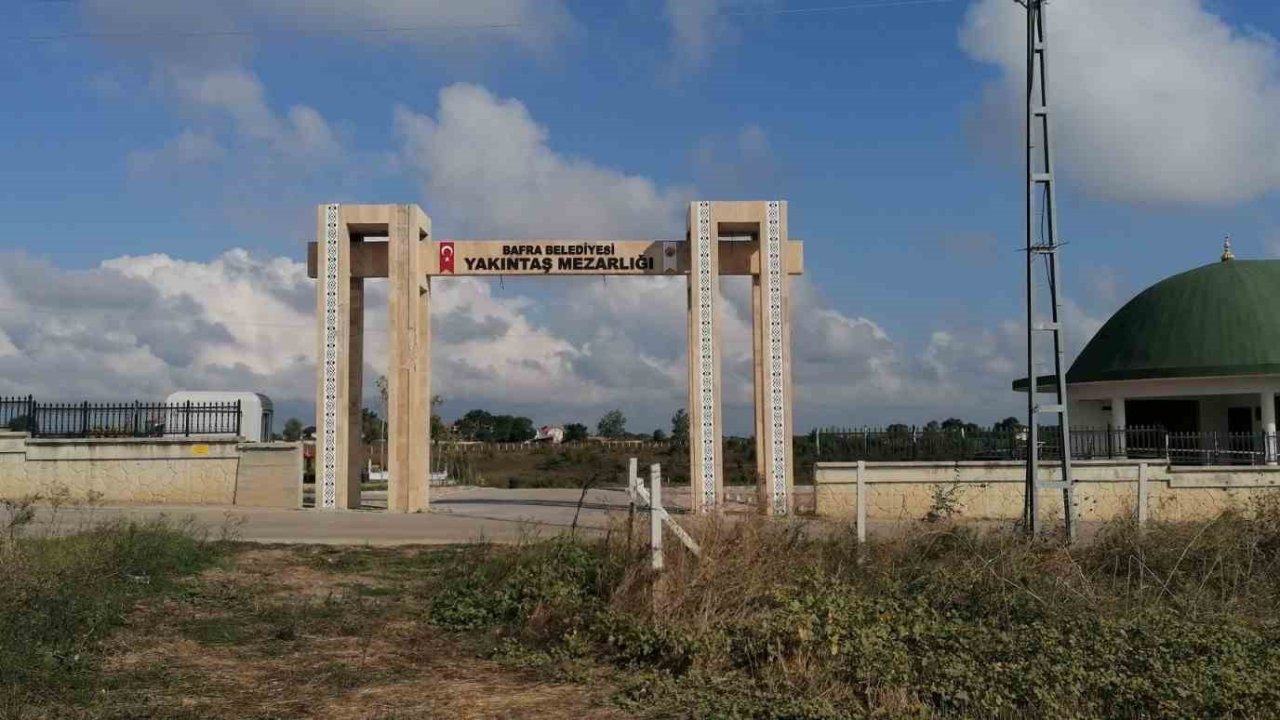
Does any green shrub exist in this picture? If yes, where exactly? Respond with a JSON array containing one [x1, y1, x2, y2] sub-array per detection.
[[430, 538, 607, 631], [427, 505, 1280, 719], [0, 512, 221, 715]]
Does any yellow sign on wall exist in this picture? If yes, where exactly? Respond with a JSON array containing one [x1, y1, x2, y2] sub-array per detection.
[[192, 445, 210, 456]]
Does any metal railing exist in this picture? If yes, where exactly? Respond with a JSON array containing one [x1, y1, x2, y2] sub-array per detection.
[[0, 396, 242, 439], [815, 426, 1279, 466]]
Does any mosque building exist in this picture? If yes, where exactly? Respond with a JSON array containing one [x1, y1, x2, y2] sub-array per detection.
[[1018, 241, 1280, 464]]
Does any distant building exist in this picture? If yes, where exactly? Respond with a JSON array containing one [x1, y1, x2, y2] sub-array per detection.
[[532, 425, 564, 444], [1017, 245, 1280, 463]]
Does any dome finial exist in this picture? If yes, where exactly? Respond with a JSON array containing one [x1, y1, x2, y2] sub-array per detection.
[[1221, 235, 1235, 262]]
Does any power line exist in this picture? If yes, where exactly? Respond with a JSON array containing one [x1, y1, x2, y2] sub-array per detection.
[[0, 305, 387, 332], [5, 20, 526, 43], [725, 0, 953, 17], [4, 0, 954, 43]]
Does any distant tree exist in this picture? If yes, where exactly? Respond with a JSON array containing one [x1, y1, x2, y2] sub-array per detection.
[[924, 420, 941, 434], [457, 409, 495, 441], [652, 429, 667, 442], [563, 423, 589, 443], [940, 418, 966, 431], [994, 416, 1023, 432], [282, 418, 304, 442], [430, 394, 448, 440], [597, 409, 627, 439], [375, 375, 390, 457], [886, 423, 911, 436], [455, 409, 536, 442], [671, 408, 690, 447], [493, 414, 536, 443], [361, 408, 384, 445]]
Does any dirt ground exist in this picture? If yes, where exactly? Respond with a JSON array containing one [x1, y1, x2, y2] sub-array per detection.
[[84, 545, 633, 720]]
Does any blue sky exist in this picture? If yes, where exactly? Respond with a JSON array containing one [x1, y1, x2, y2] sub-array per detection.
[[3, 0, 1280, 433]]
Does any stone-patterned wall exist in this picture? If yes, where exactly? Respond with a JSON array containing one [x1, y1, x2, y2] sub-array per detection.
[[815, 460, 1280, 523], [0, 433, 300, 507]]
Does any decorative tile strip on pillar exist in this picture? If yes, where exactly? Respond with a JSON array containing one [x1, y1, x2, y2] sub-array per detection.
[[695, 201, 718, 510], [765, 201, 788, 515], [320, 203, 340, 509]]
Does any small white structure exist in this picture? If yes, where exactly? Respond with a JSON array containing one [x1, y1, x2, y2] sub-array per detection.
[[163, 391, 274, 442], [533, 425, 565, 444]]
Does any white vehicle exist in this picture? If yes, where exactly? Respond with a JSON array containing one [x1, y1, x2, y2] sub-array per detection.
[[163, 391, 274, 442]]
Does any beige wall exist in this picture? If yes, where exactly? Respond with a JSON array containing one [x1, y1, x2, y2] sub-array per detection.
[[235, 443, 304, 508], [815, 460, 1280, 524], [0, 432, 300, 508]]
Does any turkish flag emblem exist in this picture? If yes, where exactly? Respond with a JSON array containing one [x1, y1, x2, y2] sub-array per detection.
[[439, 241, 455, 273]]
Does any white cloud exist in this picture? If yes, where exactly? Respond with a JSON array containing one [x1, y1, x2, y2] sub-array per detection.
[[665, 0, 725, 70], [396, 83, 689, 237], [245, 0, 572, 50], [87, 1, 572, 175], [662, 1, 784, 73], [0, 329, 18, 359], [128, 128, 224, 172], [80, 0, 571, 53], [119, 65, 340, 173], [693, 124, 779, 196], [960, 0, 1280, 205], [162, 66, 340, 163], [102, 250, 319, 382]]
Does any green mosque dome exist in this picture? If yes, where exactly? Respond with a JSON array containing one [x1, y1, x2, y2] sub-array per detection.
[[1067, 258, 1280, 384]]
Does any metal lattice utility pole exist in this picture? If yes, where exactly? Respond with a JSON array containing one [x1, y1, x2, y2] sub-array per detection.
[[1021, 0, 1075, 540]]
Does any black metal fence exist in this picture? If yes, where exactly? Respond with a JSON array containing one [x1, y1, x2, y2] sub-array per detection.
[[0, 396, 242, 439], [815, 426, 1278, 466]]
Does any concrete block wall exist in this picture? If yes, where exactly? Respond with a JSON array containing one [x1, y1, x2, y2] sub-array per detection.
[[0, 432, 301, 508], [815, 460, 1280, 524], [235, 443, 304, 508]]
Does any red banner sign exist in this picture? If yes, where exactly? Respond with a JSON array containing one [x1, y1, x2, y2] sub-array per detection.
[[438, 241, 455, 273]]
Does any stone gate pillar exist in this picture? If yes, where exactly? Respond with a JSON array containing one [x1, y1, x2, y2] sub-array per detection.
[[688, 201, 724, 512], [315, 204, 433, 512], [315, 203, 362, 509], [753, 201, 794, 515], [387, 205, 432, 512], [687, 200, 795, 515]]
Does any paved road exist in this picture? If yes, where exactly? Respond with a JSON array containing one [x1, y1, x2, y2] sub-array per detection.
[[5, 486, 1083, 547], [9, 487, 679, 546]]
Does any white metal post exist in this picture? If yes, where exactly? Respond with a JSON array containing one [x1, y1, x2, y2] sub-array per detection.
[[650, 463, 664, 571], [856, 459, 867, 544], [1111, 397, 1127, 457], [1261, 392, 1277, 465], [1137, 462, 1149, 526], [628, 457, 639, 504]]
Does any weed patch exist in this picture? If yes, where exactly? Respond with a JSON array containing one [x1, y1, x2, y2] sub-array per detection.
[[0, 502, 223, 717], [428, 502, 1280, 719]]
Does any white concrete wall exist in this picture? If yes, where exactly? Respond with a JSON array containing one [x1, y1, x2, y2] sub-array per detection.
[[1070, 399, 1109, 428], [815, 459, 1280, 524], [1069, 375, 1280, 402], [0, 432, 300, 507]]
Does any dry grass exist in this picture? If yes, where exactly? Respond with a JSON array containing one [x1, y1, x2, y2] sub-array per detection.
[[426, 501, 1280, 719], [71, 544, 631, 720]]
